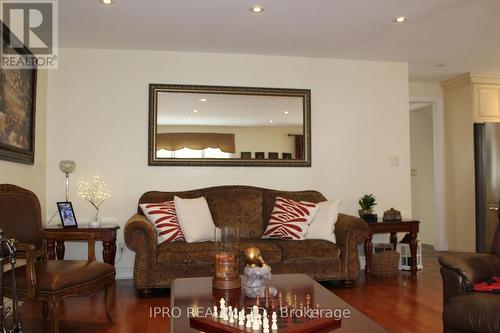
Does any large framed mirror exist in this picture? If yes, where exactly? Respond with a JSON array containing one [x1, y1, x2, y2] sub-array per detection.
[[148, 84, 311, 167]]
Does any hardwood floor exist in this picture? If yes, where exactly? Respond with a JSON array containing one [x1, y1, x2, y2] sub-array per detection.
[[17, 246, 444, 333]]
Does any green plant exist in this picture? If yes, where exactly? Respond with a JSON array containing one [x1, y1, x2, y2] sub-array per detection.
[[358, 194, 377, 211]]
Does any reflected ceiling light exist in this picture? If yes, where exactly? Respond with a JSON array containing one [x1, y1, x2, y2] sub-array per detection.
[[199, 98, 207, 102], [250, 6, 264, 13], [269, 120, 274, 123], [283, 111, 289, 114], [394, 16, 407, 23], [187, 118, 192, 121], [101, 0, 113, 4], [193, 109, 198, 113]]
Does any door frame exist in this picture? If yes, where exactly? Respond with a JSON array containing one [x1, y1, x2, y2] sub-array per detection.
[[410, 96, 447, 251]]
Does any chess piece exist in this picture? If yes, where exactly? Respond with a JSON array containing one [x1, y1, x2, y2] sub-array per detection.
[[246, 314, 252, 328], [233, 308, 238, 321], [223, 307, 229, 321], [252, 315, 260, 331], [271, 312, 278, 330], [238, 310, 245, 326], [278, 292, 283, 310], [263, 309, 268, 319], [305, 294, 311, 312], [256, 294, 260, 306], [263, 317, 270, 333], [270, 298, 276, 313], [265, 287, 270, 308], [219, 298, 226, 319], [212, 306, 218, 319], [229, 310, 234, 323]]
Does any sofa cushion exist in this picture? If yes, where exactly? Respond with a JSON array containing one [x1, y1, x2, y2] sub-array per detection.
[[158, 239, 282, 265], [272, 239, 341, 261], [444, 292, 500, 333], [206, 189, 263, 238]]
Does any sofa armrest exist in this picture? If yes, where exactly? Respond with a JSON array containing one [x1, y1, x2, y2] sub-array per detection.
[[334, 214, 368, 280], [438, 253, 500, 284], [124, 213, 158, 289]]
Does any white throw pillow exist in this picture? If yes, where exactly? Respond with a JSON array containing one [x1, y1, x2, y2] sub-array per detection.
[[304, 199, 342, 243], [174, 196, 216, 243]]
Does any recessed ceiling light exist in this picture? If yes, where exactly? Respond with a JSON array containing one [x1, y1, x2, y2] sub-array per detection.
[[394, 16, 407, 23], [199, 98, 207, 102], [250, 6, 264, 13], [187, 118, 192, 121], [269, 120, 273, 123], [101, 0, 113, 4], [283, 111, 289, 114], [193, 109, 198, 113]]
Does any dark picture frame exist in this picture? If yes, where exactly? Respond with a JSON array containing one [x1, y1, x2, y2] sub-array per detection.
[[148, 84, 311, 167], [0, 21, 37, 164], [57, 202, 78, 228]]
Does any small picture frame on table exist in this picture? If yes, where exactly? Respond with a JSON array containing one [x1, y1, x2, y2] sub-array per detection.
[[57, 202, 78, 228]]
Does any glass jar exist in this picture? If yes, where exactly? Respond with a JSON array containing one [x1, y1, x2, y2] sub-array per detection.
[[213, 226, 241, 290]]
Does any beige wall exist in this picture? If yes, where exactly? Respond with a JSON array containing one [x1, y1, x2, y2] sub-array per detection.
[[0, 70, 48, 218], [443, 81, 476, 251], [409, 82, 443, 98], [410, 106, 436, 246], [158, 125, 302, 157], [45, 48, 411, 276]]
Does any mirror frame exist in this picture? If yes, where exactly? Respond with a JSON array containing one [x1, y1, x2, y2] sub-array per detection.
[[148, 84, 311, 167]]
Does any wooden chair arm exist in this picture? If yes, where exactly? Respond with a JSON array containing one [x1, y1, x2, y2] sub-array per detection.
[[15, 242, 37, 300], [42, 231, 96, 261]]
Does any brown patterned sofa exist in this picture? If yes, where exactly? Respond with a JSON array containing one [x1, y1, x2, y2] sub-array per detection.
[[124, 185, 368, 296]]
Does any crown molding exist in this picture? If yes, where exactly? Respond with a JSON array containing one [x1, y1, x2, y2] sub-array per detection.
[[441, 73, 500, 90]]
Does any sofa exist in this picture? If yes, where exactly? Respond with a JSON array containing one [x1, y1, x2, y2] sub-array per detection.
[[124, 185, 368, 295], [438, 221, 500, 333]]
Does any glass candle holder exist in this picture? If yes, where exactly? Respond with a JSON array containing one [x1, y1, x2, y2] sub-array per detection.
[[213, 226, 241, 290]]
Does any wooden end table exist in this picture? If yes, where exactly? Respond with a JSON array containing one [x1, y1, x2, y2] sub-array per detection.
[[364, 220, 420, 274], [44, 223, 120, 266]]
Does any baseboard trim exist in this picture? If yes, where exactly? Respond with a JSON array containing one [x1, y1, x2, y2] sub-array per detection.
[[115, 267, 133, 280]]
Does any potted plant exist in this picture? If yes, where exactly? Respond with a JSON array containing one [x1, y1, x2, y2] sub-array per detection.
[[358, 194, 378, 223]]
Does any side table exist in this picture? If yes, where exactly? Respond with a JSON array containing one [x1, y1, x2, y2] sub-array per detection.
[[364, 220, 420, 274], [44, 223, 120, 266]]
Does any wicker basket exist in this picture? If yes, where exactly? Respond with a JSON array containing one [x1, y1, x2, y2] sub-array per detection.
[[372, 249, 400, 277]]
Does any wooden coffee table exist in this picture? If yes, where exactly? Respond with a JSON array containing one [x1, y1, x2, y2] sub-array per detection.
[[170, 274, 388, 333]]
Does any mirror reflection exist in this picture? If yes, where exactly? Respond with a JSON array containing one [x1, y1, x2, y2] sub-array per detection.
[[149, 85, 311, 166]]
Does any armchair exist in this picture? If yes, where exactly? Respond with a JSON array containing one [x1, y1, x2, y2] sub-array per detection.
[[0, 184, 116, 333], [438, 221, 500, 333]]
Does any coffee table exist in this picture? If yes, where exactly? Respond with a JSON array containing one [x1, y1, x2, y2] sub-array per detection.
[[170, 274, 388, 333]]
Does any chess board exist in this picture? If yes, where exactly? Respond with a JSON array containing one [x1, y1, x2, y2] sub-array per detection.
[[190, 315, 341, 333]]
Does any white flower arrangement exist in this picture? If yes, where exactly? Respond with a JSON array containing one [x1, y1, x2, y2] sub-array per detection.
[[76, 172, 111, 221]]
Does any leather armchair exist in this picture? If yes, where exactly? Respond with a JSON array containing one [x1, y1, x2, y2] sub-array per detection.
[[438, 222, 500, 333], [0, 184, 116, 333]]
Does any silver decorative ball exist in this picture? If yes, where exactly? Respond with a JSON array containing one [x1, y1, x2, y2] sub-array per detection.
[[59, 160, 76, 174]]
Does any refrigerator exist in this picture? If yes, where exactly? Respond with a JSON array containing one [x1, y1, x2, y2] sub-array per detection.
[[474, 123, 500, 253]]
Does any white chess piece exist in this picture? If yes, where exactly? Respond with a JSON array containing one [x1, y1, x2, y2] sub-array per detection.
[[229, 310, 234, 323], [219, 298, 226, 319], [233, 308, 238, 320], [263, 317, 270, 333], [246, 314, 252, 328], [238, 310, 245, 326], [271, 311, 278, 330], [212, 306, 218, 319], [263, 309, 268, 318], [252, 315, 260, 331], [223, 307, 229, 321]]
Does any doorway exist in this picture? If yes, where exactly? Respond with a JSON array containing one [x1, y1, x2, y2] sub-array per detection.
[[409, 97, 447, 251]]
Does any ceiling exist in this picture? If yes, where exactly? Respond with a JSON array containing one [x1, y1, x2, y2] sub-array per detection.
[[59, 0, 500, 82], [157, 92, 303, 127]]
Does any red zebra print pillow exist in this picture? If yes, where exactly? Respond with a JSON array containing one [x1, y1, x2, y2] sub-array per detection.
[[262, 197, 319, 240], [140, 201, 185, 244]]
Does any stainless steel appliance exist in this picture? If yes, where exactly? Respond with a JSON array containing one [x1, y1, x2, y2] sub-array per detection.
[[474, 123, 500, 253]]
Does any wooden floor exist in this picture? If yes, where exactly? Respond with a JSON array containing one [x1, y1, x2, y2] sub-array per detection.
[[17, 246, 444, 333]]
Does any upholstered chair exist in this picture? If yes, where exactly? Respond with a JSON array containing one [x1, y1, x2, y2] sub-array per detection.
[[438, 221, 500, 333], [0, 184, 116, 333]]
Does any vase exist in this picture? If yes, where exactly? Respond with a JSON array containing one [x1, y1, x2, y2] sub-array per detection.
[[89, 209, 101, 227], [213, 226, 240, 290]]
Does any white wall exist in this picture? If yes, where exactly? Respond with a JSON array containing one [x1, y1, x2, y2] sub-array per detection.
[[45, 48, 411, 277], [0, 70, 48, 218], [410, 106, 435, 246], [158, 125, 301, 158], [409, 82, 443, 98]]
